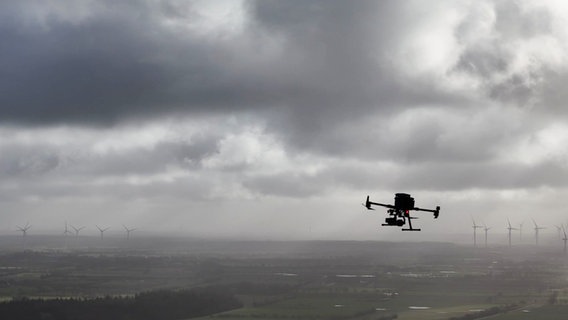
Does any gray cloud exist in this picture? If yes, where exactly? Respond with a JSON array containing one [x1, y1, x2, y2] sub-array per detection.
[[244, 158, 568, 198], [451, 1, 563, 107], [242, 172, 323, 198], [0, 1, 250, 124], [0, 0, 470, 129], [2, 1, 568, 238], [0, 132, 220, 179]]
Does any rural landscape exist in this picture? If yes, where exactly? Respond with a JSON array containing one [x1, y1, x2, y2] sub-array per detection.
[[0, 236, 567, 319], [4, 1, 568, 319]]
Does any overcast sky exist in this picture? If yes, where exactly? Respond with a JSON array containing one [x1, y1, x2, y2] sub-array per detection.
[[2, 0, 568, 241]]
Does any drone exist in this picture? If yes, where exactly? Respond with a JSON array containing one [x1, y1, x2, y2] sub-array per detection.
[[363, 193, 440, 231]]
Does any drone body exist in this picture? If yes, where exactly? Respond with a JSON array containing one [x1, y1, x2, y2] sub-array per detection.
[[364, 193, 440, 231]]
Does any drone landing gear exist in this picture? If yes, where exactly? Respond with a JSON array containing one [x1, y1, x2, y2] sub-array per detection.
[[402, 216, 420, 231]]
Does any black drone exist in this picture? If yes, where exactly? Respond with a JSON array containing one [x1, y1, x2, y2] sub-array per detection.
[[364, 193, 440, 231]]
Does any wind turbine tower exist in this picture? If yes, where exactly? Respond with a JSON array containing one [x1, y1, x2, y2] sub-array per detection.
[[506, 219, 517, 247], [96, 225, 110, 240], [562, 225, 567, 255], [483, 224, 491, 248], [63, 221, 72, 237], [123, 225, 136, 240], [519, 221, 524, 242], [16, 222, 31, 238], [532, 219, 546, 246], [472, 218, 483, 247]]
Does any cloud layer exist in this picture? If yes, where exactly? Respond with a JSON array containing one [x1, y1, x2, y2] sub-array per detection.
[[2, 0, 568, 239]]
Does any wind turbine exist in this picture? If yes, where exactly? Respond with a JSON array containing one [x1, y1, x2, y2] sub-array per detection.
[[472, 218, 483, 247], [483, 224, 491, 248], [506, 219, 517, 247], [562, 225, 567, 255], [532, 219, 545, 246], [63, 221, 73, 237], [71, 225, 85, 239], [519, 221, 524, 242], [123, 225, 136, 240], [16, 222, 31, 238], [96, 225, 110, 240], [63, 221, 73, 248]]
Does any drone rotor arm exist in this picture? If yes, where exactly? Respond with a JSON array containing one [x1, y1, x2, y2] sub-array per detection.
[[364, 196, 395, 210], [368, 201, 395, 209], [413, 206, 440, 218]]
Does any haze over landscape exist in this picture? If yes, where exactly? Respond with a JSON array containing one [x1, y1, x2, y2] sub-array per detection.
[[2, 0, 568, 241]]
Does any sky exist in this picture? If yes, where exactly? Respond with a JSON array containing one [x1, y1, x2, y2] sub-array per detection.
[[2, 0, 568, 241]]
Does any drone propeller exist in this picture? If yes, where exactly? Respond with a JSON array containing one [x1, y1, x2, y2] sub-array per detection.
[[363, 195, 375, 210], [362, 203, 375, 210]]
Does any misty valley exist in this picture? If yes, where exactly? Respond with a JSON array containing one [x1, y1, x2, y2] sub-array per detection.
[[0, 238, 567, 319]]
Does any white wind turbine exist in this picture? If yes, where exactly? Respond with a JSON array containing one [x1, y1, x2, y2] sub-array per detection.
[[472, 218, 483, 248], [71, 225, 86, 239], [483, 224, 491, 248], [562, 225, 567, 255], [16, 222, 31, 238], [532, 219, 545, 246], [63, 221, 73, 237], [123, 225, 137, 240], [506, 219, 517, 247], [96, 225, 110, 240]]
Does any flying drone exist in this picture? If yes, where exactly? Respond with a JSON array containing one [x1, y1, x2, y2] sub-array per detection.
[[363, 193, 440, 231]]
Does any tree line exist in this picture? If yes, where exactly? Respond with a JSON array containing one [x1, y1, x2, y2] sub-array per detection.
[[0, 288, 242, 320]]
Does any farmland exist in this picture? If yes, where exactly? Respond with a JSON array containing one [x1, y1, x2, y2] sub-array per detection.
[[0, 238, 566, 319]]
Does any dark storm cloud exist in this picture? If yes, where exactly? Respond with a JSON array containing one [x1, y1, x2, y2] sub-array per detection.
[[0, 0, 466, 128], [1, 0, 563, 130], [2, 1, 568, 238], [0, 1, 253, 124]]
